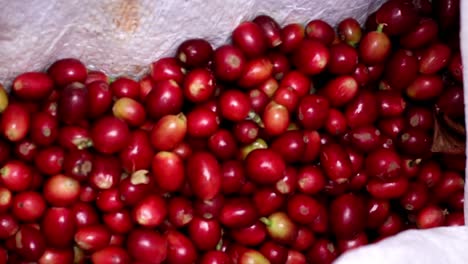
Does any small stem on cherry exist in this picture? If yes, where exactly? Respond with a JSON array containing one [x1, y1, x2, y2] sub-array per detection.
[[259, 217, 271, 226], [376, 24, 385, 33], [215, 237, 224, 251], [74, 139, 93, 150], [247, 111, 264, 128]]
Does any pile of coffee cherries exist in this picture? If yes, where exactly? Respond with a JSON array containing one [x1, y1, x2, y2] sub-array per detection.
[[0, 0, 464, 263]]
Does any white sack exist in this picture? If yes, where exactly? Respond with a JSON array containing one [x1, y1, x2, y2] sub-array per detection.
[[0, 0, 386, 85], [335, 226, 468, 264], [0, 0, 466, 263]]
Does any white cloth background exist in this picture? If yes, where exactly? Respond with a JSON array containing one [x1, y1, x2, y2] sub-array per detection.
[[0, 0, 386, 85]]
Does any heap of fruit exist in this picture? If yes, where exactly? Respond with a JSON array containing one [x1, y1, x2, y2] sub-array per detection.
[[0, 0, 464, 263]]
